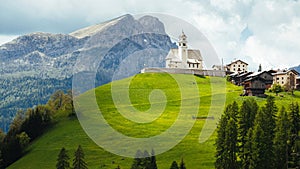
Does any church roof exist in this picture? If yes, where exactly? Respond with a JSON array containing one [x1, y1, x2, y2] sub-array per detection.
[[165, 49, 181, 62], [187, 49, 202, 61], [165, 49, 203, 62]]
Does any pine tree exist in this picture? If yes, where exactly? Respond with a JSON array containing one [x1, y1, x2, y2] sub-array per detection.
[[238, 98, 258, 165], [73, 145, 88, 169], [250, 107, 276, 169], [170, 161, 179, 169], [143, 150, 151, 169], [288, 102, 300, 168], [224, 118, 238, 169], [131, 150, 143, 169], [56, 147, 70, 169], [179, 158, 186, 169], [243, 128, 253, 169], [249, 119, 265, 169], [215, 103, 239, 169], [150, 149, 158, 169], [274, 106, 289, 169], [215, 110, 229, 168]]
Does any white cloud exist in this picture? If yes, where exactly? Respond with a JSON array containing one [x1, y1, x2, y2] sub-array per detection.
[[1, 0, 300, 69]]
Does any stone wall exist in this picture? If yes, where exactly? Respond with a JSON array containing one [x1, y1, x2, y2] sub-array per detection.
[[141, 68, 226, 77]]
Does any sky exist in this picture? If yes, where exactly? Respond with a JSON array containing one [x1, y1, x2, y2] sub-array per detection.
[[1, 0, 300, 70]]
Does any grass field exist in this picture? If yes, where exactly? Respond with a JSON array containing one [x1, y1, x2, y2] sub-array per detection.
[[7, 73, 300, 169]]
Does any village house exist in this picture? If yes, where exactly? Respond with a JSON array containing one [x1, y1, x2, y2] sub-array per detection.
[[165, 31, 203, 69], [226, 59, 248, 74], [242, 71, 273, 97], [272, 69, 299, 90]]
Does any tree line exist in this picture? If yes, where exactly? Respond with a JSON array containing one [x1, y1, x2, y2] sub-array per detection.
[[215, 97, 300, 169], [56, 145, 88, 169], [0, 90, 74, 168]]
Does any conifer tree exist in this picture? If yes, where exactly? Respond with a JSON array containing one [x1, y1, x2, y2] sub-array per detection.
[[224, 118, 238, 169], [143, 150, 151, 169], [170, 161, 179, 169], [249, 117, 265, 169], [215, 109, 230, 168], [274, 106, 289, 169], [56, 147, 70, 169], [238, 98, 258, 165], [215, 103, 238, 169], [242, 128, 253, 169], [288, 102, 300, 168], [131, 150, 143, 169], [179, 158, 186, 169], [250, 108, 276, 169], [73, 145, 88, 169], [150, 149, 158, 169]]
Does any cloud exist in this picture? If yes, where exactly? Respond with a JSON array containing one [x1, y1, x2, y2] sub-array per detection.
[[0, 0, 300, 69]]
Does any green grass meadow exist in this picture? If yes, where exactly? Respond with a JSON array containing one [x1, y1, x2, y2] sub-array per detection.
[[8, 73, 300, 169]]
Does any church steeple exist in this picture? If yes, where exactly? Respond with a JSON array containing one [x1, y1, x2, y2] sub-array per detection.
[[178, 30, 188, 68], [178, 30, 187, 47]]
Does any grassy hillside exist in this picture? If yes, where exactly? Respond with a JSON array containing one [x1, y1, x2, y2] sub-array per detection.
[[8, 73, 300, 169]]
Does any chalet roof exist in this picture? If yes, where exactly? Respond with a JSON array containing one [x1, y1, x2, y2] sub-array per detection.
[[236, 72, 253, 78], [244, 71, 272, 82], [272, 69, 299, 76], [227, 59, 248, 66]]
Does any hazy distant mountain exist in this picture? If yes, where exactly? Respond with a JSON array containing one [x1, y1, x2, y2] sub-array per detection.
[[0, 14, 176, 132], [290, 65, 300, 73]]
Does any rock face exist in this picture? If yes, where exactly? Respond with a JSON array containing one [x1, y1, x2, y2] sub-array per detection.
[[0, 14, 176, 132]]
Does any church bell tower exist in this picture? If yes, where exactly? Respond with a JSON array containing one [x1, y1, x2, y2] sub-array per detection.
[[178, 31, 188, 68]]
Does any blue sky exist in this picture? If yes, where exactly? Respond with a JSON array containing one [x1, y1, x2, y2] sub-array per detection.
[[1, 0, 300, 70]]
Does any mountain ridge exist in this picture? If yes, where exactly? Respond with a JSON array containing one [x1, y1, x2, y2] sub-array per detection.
[[0, 14, 175, 132]]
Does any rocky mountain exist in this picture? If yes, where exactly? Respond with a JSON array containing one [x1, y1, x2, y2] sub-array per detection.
[[0, 14, 176, 132]]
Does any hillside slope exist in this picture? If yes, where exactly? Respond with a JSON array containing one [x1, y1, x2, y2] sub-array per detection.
[[7, 73, 245, 169]]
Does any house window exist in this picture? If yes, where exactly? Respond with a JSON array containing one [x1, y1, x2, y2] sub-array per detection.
[[243, 65, 245, 67], [277, 78, 279, 80], [233, 68, 236, 71], [282, 77, 284, 80], [282, 81, 284, 84], [238, 65, 240, 67], [233, 65, 236, 67]]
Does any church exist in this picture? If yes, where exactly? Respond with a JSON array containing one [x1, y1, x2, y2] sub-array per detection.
[[165, 31, 203, 69]]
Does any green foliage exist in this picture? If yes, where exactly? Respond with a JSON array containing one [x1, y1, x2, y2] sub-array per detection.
[[270, 84, 283, 95], [150, 149, 158, 169], [215, 103, 238, 169], [56, 147, 70, 169], [16, 132, 30, 149], [170, 161, 179, 169], [273, 106, 289, 169], [288, 102, 300, 168], [179, 158, 186, 169], [0, 150, 3, 169], [73, 145, 88, 169], [249, 115, 265, 169], [238, 98, 258, 166]]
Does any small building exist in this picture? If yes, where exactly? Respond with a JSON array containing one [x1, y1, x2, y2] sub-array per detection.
[[272, 69, 299, 90], [165, 31, 203, 69], [226, 59, 248, 74], [212, 65, 226, 71], [230, 72, 253, 86], [242, 71, 273, 96]]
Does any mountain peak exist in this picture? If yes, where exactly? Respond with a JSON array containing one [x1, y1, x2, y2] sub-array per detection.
[[70, 14, 135, 39]]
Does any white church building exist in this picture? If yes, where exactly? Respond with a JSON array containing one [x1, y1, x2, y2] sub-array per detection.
[[165, 31, 203, 69]]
